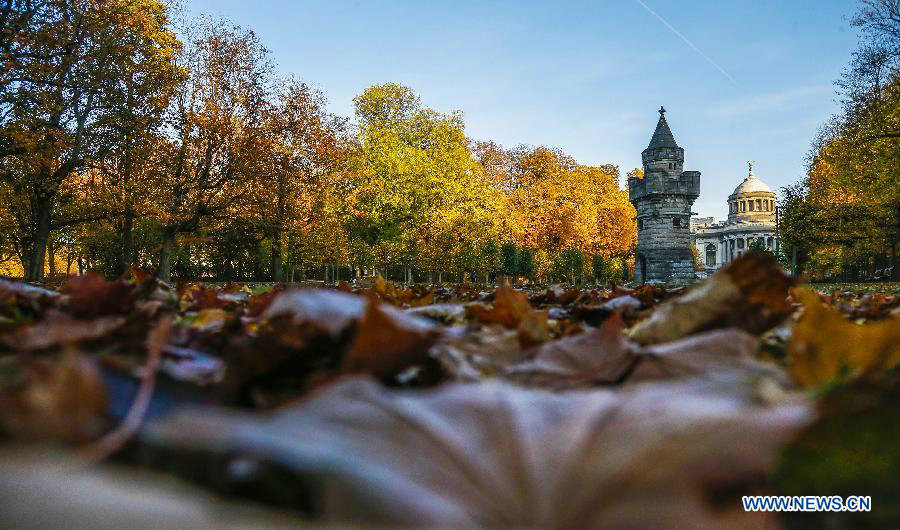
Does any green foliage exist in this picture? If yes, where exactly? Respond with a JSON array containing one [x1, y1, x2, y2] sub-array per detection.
[[747, 239, 769, 254], [500, 242, 519, 278], [592, 254, 606, 283], [552, 248, 584, 285], [794, 0, 900, 281], [518, 247, 536, 281], [479, 240, 501, 281]]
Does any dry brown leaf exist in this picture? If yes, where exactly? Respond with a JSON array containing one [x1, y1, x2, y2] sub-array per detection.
[[0, 279, 58, 317], [144, 377, 811, 528], [629, 253, 794, 345], [517, 309, 550, 348], [0, 351, 108, 442], [258, 289, 367, 343], [342, 302, 443, 381], [789, 288, 900, 388], [61, 272, 135, 317], [430, 327, 524, 380], [0, 459, 307, 528], [0, 310, 125, 351], [190, 308, 229, 332], [505, 312, 638, 389], [467, 282, 532, 328], [629, 328, 777, 383]]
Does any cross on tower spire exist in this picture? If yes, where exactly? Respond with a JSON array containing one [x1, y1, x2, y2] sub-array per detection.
[[646, 106, 678, 149]]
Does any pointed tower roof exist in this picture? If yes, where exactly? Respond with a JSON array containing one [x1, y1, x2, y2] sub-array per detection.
[[646, 106, 679, 149]]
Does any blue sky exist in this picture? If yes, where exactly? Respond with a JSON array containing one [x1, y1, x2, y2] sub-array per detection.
[[185, 0, 859, 219]]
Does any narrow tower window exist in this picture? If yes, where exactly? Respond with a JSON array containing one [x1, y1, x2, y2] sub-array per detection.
[[673, 217, 681, 228]]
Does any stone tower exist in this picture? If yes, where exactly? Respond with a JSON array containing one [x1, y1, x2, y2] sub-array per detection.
[[628, 107, 700, 283]]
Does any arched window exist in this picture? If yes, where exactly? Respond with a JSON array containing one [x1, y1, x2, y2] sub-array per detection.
[[638, 219, 643, 230], [705, 244, 716, 266], [673, 217, 681, 228], [749, 200, 754, 211]]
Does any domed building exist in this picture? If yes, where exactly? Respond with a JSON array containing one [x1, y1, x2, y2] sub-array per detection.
[[691, 162, 779, 273]]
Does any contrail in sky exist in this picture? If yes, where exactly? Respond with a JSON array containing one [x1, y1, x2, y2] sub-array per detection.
[[634, 0, 739, 86]]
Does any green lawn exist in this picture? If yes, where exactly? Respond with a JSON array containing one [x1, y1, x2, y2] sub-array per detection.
[[805, 282, 900, 295]]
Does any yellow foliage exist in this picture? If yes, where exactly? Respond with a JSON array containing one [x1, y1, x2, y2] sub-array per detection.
[[789, 288, 900, 388]]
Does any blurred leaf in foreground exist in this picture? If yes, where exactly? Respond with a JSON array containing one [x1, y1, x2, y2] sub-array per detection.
[[143, 376, 810, 528], [630, 253, 794, 345], [789, 288, 900, 388], [0, 351, 108, 442], [772, 373, 900, 529]]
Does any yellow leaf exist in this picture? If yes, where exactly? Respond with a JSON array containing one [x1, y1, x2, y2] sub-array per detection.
[[789, 288, 900, 387], [191, 308, 228, 332]]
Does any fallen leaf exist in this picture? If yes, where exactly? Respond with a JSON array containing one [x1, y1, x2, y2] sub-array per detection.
[[0, 310, 125, 351], [466, 282, 532, 328], [789, 288, 900, 388], [772, 374, 900, 528], [61, 272, 135, 317], [0, 279, 58, 318], [0, 351, 108, 442], [517, 309, 550, 347], [406, 303, 466, 324], [0, 458, 307, 528], [431, 327, 527, 379], [629, 253, 794, 345], [190, 308, 229, 332], [342, 302, 443, 381], [162, 345, 226, 386], [629, 328, 775, 383], [143, 376, 811, 528], [505, 313, 638, 389], [258, 289, 366, 342]]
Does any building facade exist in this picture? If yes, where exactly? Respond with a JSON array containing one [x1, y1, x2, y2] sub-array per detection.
[[691, 162, 779, 274], [628, 107, 700, 283]]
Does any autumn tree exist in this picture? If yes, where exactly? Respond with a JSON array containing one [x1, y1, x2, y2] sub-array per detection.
[[796, 0, 900, 279], [0, 0, 181, 280], [256, 80, 349, 281], [502, 146, 635, 279], [348, 83, 503, 281], [146, 20, 271, 282]]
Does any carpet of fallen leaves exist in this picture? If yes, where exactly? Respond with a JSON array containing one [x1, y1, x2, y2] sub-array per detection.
[[1, 253, 898, 528]]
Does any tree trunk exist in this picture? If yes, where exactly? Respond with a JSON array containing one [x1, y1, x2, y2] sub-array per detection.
[[271, 231, 283, 282], [47, 240, 57, 277], [892, 242, 898, 281], [26, 196, 53, 281], [159, 230, 176, 283], [119, 208, 134, 275]]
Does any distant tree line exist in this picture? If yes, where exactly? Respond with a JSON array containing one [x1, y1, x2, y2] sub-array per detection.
[[779, 0, 900, 281], [0, 0, 636, 284]]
